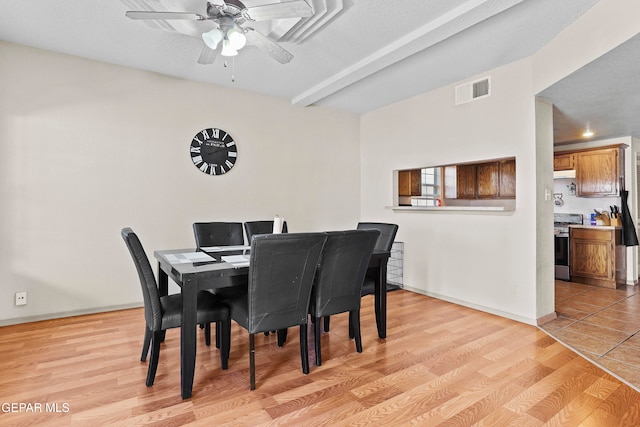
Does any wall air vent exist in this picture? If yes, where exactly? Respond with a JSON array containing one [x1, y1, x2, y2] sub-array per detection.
[[455, 76, 491, 105]]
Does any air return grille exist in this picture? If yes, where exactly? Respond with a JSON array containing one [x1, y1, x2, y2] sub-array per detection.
[[455, 76, 491, 105]]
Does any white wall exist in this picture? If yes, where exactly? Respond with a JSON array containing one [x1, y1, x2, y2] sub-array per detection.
[[361, 58, 541, 324], [359, 0, 640, 325], [0, 42, 361, 324]]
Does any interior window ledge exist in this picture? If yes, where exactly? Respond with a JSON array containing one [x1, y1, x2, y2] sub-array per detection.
[[388, 206, 515, 213]]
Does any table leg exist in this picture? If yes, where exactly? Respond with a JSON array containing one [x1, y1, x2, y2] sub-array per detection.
[[157, 261, 168, 297], [181, 278, 197, 399], [157, 262, 169, 342]]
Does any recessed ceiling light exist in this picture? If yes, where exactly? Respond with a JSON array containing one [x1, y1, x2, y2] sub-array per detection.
[[582, 123, 594, 138]]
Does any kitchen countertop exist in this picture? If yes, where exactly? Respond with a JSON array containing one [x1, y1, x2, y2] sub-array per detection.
[[389, 206, 515, 212], [569, 224, 621, 230]]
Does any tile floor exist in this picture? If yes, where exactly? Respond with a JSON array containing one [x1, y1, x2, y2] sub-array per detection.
[[541, 279, 640, 391]]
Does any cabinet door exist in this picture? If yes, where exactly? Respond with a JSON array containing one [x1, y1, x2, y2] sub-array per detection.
[[456, 164, 476, 199], [476, 162, 500, 199], [576, 148, 619, 197], [570, 238, 614, 281], [398, 169, 421, 196], [499, 159, 516, 199], [554, 153, 575, 171]]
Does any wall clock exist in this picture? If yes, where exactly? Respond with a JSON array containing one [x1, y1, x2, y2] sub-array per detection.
[[190, 127, 238, 175]]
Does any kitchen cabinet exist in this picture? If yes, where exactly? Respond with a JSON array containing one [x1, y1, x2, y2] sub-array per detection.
[[456, 164, 477, 199], [570, 226, 625, 288], [499, 159, 516, 198], [398, 169, 421, 196], [476, 162, 499, 199], [553, 153, 576, 171], [455, 159, 515, 199], [575, 147, 620, 197]]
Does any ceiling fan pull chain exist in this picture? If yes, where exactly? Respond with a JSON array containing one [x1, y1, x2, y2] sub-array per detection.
[[231, 57, 235, 83]]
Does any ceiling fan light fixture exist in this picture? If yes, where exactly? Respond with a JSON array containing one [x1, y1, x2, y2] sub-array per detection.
[[221, 38, 238, 57], [227, 28, 247, 50], [202, 28, 223, 49]]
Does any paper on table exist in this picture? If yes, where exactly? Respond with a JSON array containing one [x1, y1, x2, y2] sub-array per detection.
[[221, 254, 250, 268], [165, 252, 214, 264], [200, 245, 250, 252]]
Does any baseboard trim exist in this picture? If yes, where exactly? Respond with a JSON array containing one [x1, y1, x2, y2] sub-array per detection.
[[536, 311, 558, 325], [401, 285, 537, 326], [0, 303, 143, 327]]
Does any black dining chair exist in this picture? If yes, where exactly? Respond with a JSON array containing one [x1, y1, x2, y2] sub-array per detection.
[[309, 229, 379, 366], [193, 222, 245, 248], [223, 232, 326, 390], [121, 227, 231, 387], [356, 222, 399, 296], [243, 220, 290, 337], [244, 220, 288, 243], [323, 222, 399, 334], [193, 221, 247, 345]]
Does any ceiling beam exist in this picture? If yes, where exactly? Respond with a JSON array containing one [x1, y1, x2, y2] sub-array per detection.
[[291, 0, 525, 108]]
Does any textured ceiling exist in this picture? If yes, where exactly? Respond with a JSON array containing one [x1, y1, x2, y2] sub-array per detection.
[[2, 0, 638, 144], [538, 33, 640, 144]]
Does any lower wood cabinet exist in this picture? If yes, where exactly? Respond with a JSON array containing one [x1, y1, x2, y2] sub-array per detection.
[[570, 227, 625, 289]]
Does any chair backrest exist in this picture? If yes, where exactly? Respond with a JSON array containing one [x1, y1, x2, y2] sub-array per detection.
[[244, 220, 289, 242], [121, 228, 162, 331], [356, 222, 398, 252], [311, 229, 380, 318], [193, 222, 244, 247], [247, 232, 326, 334]]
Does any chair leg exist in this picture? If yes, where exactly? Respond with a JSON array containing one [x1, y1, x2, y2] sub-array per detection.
[[141, 327, 152, 361], [220, 319, 230, 370], [351, 310, 363, 353], [314, 317, 322, 366], [277, 328, 288, 347], [348, 315, 354, 339], [216, 322, 221, 349], [323, 316, 330, 332], [204, 323, 211, 347], [249, 333, 256, 390], [300, 325, 310, 374], [146, 330, 163, 387]]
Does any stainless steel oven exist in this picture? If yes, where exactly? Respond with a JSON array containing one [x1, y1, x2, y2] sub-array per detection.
[[554, 213, 582, 281]]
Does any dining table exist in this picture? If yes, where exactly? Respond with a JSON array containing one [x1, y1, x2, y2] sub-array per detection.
[[154, 246, 390, 399]]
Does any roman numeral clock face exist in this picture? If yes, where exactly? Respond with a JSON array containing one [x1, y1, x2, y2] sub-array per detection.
[[190, 128, 238, 175]]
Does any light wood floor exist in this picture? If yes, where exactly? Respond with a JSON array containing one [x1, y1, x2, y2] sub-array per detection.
[[3, 290, 640, 426]]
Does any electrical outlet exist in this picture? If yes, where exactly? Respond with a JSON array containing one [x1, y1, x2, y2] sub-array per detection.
[[15, 291, 27, 306]]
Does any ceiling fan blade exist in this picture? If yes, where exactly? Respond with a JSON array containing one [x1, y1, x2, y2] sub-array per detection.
[[198, 45, 218, 65], [125, 11, 206, 20], [244, 28, 293, 64], [243, 0, 313, 22]]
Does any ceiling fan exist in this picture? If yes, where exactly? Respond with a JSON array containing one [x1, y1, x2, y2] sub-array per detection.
[[125, 0, 313, 65]]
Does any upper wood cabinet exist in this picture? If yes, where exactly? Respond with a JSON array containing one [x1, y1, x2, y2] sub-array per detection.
[[554, 144, 625, 198], [454, 158, 515, 199], [398, 169, 421, 196], [575, 147, 620, 197], [553, 153, 576, 171], [499, 159, 516, 199], [476, 162, 500, 199], [456, 164, 477, 199]]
